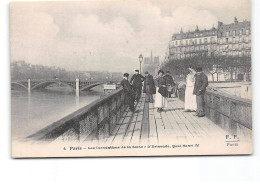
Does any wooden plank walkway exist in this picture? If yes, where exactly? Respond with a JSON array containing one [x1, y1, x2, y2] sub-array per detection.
[[94, 94, 228, 145]]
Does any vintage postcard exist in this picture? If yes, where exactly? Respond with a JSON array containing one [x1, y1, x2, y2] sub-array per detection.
[[10, 0, 252, 158]]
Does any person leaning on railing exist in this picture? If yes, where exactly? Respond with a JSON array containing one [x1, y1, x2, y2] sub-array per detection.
[[120, 73, 135, 113]]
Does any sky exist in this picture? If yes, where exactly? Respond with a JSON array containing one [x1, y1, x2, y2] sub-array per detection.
[[10, 0, 251, 72]]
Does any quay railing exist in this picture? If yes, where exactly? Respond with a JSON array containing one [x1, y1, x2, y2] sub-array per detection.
[[177, 85, 252, 138], [28, 88, 126, 142]]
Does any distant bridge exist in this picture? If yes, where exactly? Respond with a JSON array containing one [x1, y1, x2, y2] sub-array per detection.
[[11, 79, 115, 95]]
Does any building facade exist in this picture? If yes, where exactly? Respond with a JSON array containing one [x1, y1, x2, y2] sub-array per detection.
[[169, 17, 251, 60], [217, 18, 251, 57]]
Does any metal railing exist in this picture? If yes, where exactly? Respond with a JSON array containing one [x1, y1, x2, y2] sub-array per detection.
[[28, 88, 126, 142]]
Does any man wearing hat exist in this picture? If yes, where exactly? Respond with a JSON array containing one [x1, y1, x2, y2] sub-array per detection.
[[164, 71, 175, 98], [120, 73, 135, 112], [143, 71, 156, 103], [193, 67, 208, 117], [130, 69, 144, 102]]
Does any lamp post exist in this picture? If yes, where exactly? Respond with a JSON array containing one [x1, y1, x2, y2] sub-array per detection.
[[139, 54, 143, 74]]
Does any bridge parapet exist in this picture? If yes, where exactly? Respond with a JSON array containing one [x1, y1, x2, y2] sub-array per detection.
[[27, 88, 126, 142], [177, 85, 252, 139]]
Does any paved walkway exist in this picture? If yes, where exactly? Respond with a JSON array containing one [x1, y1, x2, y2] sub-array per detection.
[[92, 95, 228, 145]]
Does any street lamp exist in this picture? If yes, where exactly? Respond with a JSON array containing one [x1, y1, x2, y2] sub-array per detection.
[[139, 54, 143, 74]]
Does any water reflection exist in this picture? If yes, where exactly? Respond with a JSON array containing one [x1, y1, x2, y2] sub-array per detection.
[[11, 86, 103, 140]]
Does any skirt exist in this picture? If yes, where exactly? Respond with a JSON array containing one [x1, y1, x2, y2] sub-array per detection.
[[184, 86, 197, 111], [154, 87, 168, 108]]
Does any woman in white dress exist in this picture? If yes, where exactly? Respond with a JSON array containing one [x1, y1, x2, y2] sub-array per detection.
[[154, 70, 168, 113], [184, 67, 197, 112]]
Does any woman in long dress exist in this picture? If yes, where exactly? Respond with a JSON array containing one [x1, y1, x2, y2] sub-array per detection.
[[154, 70, 168, 113], [184, 67, 197, 112]]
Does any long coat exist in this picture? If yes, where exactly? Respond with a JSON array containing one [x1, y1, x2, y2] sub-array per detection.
[[120, 79, 134, 105], [193, 72, 208, 95], [130, 74, 144, 90], [143, 74, 156, 94]]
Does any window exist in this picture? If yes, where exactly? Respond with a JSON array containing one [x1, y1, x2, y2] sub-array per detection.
[[232, 37, 236, 43], [186, 40, 188, 45], [199, 39, 202, 44], [226, 38, 229, 43], [246, 29, 250, 35], [195, 39, 197, 45], [233, 30, 236, 36], [236, 37, 239, 42], [210, 37, 215, 43], [204, 38, 208, 43], [226, 31, 229, 36]]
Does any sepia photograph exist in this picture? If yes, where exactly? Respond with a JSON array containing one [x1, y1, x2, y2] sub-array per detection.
[[10, 0, 252, 158]]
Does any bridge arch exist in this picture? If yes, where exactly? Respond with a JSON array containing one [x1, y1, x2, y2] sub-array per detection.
[[11, 82, 28, 90], [80, 83, 103, 91], [31, 81, 75, 91]]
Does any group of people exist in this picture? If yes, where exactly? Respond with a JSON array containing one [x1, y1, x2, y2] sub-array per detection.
[[184, 67, 208, 117], [120, 69, 175, 113], [120, 66, 208, 117]]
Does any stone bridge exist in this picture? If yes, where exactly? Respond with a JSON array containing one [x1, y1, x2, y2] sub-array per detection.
[[11, 79, 112, 95]]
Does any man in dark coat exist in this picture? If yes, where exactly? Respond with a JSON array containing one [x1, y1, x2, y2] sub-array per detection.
[[193, 67, 208, 117], [164, 71, 175, 98], [120, 73, 135, 112], [130, 69, 144, 102], [143, 71, 156, 103]]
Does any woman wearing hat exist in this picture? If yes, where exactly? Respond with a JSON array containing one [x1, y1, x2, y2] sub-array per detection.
[[184, 67, 197, 112], [154, 70, 168, 112]]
